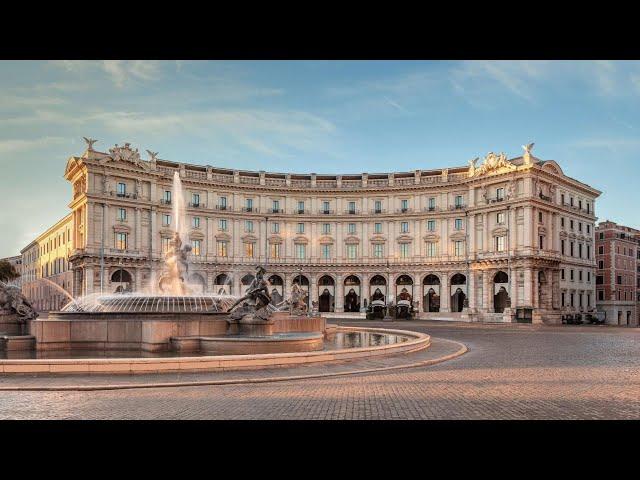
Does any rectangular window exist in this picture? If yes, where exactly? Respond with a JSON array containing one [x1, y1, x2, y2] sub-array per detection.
[[348, 201, 356, 214], [426, 242, 437, 257], [272, 222, 279, 234], [322, 223, 331, 234], [219, 196, 227, 209], [401, 199, 409, 211], [219, 219, 227, 231], [192, 239, 201, 256], [496, 236, 506, 252], [401, 222, 409, 233], [598, 260, 603, 269], [297, 223, 305, 234], [346, 244, 357, 259], [427, 220, 436, 232], [163, 190, 171, 203], [539, 235, 544, 250], [115, 232, 127, 250], [428, 197, 436, 210], [561, 269, 565, 280], [454, 240, 464, 256], [348, 223, 356, 234], [455, 195, 463, 208], [322, 244, 331, 259], [496, 212, 505, 224], [496, 187, 504, 200], [246, 198, 253, 211], [617, 275, 622, 285], [117, 182, 126, 196], [295, 244, 306, 259], [579, 270, 583, 281], [399, 243, 410, 258], [455, 218, 463, 230], [245, 242, 255, 258], [598, 290, 604, 301], [570, 269, 574, 281], [562, 292, 565, 306], [272, 200, 280, 212], [374, 200, 382, 213], [570, 242, 574, 257], [162, 214, 171, 226], [373, 244, 384, 258], [578, 244, 583, 258], [161, 237, 171, 253], [192, 193, 200, 206], [270, 243, 280, 259], [539, 211, 543, 223], [192, 216, 200, 228], [323, 201, 330, 213], [578, 222, 582, 232], [216, 240, 228, 257], [245, 220, 254, 233], [561, 217, 565, 228], [598, 245, 604, 255], [298, 201, 305, 213], [374, 223, 382, 234], [117, 208, 126, 221], [570, 219, 574, 230]]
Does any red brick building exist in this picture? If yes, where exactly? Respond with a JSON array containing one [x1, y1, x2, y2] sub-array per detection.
[[595, 221, 640, 326]]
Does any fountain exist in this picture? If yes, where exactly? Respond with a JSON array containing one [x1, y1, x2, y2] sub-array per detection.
[[3, 169, 431, 369]]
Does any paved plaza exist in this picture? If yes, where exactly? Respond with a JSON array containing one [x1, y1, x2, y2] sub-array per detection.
[[0, 321, 638, 420]]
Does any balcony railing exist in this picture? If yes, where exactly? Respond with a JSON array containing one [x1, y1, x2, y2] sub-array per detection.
[[371, 209, 386, 214], [111, 191, 138, 199], [539, 192, 552, 202], [189, 202, 205, 208], [268, 208, 285, 214], [424, 206, 438, 212], [488, 197, 505, 204], [318, 209, 334, 215], [215, 205, 230, 211], [344, 209, 359, 215], [295, 209, 308, 215], [160, 198, 172, 205], [397, 207, 413, 213], [450, 204, 466, 210], [241, 206, 259, 213]]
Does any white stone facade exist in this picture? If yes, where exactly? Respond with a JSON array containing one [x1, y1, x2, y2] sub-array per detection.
[[58, 141, 600, 323]]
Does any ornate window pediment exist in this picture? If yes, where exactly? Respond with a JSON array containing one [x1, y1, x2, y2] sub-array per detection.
[[492, 226, 508, 237], [318, 235, 335, 245], [344, 235, 360, 245], [396, 234, 413, 244], [450, 232, 466, 241], [159, 227, 174, 236], [268, 235, 283, 244], [113, 224, 131, 233], [369, 235, 387, 244], [538, 226, 547, 235], [423, 233, 440, 242], [190, 231, 205, 240], [241, 234, 258, 243], [215, 232, 232, 241], [293, 235, 309, 244]]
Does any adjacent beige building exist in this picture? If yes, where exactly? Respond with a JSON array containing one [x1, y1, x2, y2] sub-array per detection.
[[20, 214, 74, 312], [57, 140, 600, 323]]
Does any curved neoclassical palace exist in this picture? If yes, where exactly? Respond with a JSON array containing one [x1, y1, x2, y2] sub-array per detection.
[[24, 140, 601, 323]]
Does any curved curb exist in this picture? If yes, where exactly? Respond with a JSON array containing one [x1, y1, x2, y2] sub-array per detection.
[[0, 338, 467, 392]]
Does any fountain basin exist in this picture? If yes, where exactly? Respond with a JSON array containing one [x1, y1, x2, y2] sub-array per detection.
[[173, 332, 325, 355]]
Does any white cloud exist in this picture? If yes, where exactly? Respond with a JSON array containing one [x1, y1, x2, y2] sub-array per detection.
[[0, 136, 67, 155], [51, 60, 163, 88]]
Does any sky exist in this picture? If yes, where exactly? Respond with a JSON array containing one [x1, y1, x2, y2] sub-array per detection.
[[1, 60, 640, 257]]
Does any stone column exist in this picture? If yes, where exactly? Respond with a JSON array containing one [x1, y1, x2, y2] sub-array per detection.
[[310, 274, 319, 308], [135, 268, 143, 292], [483, 212, 489, 253], [483, 271, 492, 313], [440, 272, 450, 312], [523, 267, 533, 306], [135, 208, 142, 251], [150, 207, 158, 257], [509, 207, 517, 253], [206, 270, 215, 293], [232, 274, 240, 297], [468, 270, 476, 310], [335, 273, 344, 312], [84, 266, 94, 296], [523, 206, 533, 249], [510, 268, 518, 309], [533, 268, 539, 309]]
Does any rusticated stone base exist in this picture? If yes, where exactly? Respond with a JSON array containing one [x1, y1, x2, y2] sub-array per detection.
[[0, 335, 36, 351]]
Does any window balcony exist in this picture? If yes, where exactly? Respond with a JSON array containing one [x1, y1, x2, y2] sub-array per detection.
[[371, 208, 385, 214], [268, 208, 285, 214], [160, 198, 172, 205], [189, 202, 205, 208], [242, 206, 258, 213], [215, 205, 230, 211], [424, 206, 438, 212], [344, 209, 359, 215], [397, 207, 413, 213], [450, 204, 466, 210], [296, 209, 307, 215], [111, 191, 138, 199], [539, 192, 552, 202], [318, 209, 334, 215], [488, 197, 505, 204]]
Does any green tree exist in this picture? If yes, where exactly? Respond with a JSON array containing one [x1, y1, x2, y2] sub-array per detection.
[[0, 260, 20, 283]]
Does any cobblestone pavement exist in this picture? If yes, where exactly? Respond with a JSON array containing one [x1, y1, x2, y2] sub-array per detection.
[[0, 321, 638, 419]]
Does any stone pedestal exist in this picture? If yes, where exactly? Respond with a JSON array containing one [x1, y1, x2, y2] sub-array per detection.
[[502, 307, 515, 323], [0, 314, 24, 335]]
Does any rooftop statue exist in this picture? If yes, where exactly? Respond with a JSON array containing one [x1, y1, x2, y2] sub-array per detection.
[[0, 282, 38, 321], [82, 137, 98, 151], [522, 142, 535, 165]]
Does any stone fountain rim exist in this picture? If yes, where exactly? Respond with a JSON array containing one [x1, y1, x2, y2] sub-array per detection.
[[0, 326, 430, 375]]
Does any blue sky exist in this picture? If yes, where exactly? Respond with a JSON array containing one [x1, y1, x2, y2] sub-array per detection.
[[1, 60, 639, 257]]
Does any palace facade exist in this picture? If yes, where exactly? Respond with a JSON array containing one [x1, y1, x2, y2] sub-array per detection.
[[55, 140, 600, 323]]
